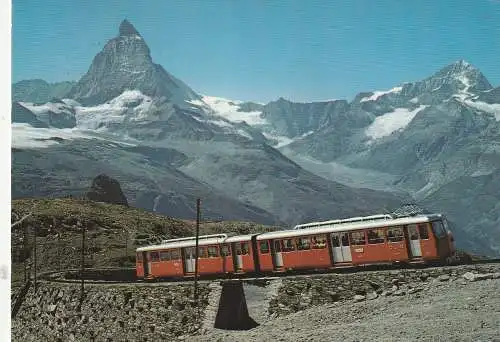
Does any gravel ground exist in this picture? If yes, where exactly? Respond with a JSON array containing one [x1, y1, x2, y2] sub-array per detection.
[[192, 277, 500, 342]]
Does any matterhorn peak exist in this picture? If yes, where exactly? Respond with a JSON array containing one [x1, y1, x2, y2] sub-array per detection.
[[119, 19, 140, 37], [67, 19, 201, 107]]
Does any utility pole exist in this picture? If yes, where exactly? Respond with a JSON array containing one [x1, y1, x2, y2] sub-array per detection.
[[124, 228, 128, 263], [33, 225, 37, 292], [80, 223, 85, 301], [23, 225, 27, 283], [194, 199, 201, 303], [58, 233, 62, 271]]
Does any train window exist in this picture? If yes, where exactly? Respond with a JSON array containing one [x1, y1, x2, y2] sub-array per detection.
[[159, 251, 171, 261], [150, 252, 160, 262], [312, 235, 326, 249], [341, 234, 350, 246], [408, 225, 419, 240], [367, 229, 385, 244], [198, 247, 208, 258], [418, 224, 429, 239], [221, 244, 231, 256], [241, 243, 250, 255], [282, 239, 295, 252], [431, 221, 446, 238], [170, 249, 180, 260], [350, 231, 366, 245], [260, 241, 270, 254], [296, 237, 311, 250], [387, 226, 404, 242], [137, 253, 143, 262], [331, 235, 340, 247], [207, 246, 219, 258]]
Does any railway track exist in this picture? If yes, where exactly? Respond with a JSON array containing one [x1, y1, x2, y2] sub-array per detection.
[[35, 258, 500, 286]]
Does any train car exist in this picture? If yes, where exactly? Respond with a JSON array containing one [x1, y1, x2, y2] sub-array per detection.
[[136, 212, 456, 280], [259, 213, 455, 271], [136, 234, 229, 279], [256, 231, 330, 272]]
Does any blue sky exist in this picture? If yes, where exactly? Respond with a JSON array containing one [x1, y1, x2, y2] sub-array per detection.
[[12, 0, 500, 103]]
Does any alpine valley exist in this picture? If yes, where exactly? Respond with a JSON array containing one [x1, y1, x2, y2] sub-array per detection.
[[11, 20, 500, 256]]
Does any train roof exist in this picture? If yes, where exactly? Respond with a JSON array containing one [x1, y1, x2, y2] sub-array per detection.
[[225, 234, 255, 243], [293, 214, 393, 229], [136, 213, 444, 252], [256, 213, 443, 240], [136, 235, 228, 252], [136, 233, 256, 252]]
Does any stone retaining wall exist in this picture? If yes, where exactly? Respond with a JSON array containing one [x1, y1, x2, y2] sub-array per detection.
[[12, 282, 210, 342], [268, 264, 500, 317]]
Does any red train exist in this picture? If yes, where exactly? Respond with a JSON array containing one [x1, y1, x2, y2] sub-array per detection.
[[136, 213, 457, 280]]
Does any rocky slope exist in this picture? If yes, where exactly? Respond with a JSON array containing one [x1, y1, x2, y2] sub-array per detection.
[[11, 20, 404, 228]]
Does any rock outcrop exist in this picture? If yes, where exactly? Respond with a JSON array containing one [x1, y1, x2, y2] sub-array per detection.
[[85, 174, 129, 206]]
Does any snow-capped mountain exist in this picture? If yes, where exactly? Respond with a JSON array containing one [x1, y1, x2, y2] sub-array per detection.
[[67, 20, 201, 109], [11, 20, 402, 228]]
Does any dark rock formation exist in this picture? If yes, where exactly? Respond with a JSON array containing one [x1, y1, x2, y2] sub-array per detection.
[[86, 174, 128, 206]]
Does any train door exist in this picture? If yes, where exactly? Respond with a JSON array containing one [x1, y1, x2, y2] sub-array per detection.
[[183, 247, 196, 273], [330, 232, 352, 263], [406, 224, 422, 258], [271, 240, 284, 270], [142, 251, 150, 277], [331, 233, 343, 262], [232, 243, 244, 272]]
